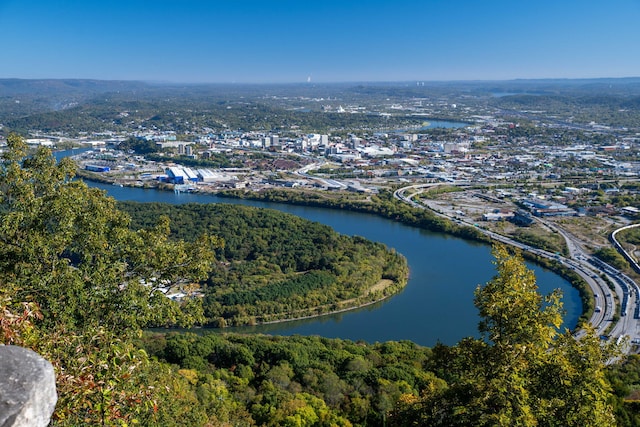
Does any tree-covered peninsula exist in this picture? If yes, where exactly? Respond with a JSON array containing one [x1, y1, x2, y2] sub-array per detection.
[[119, 202, 408, 326]]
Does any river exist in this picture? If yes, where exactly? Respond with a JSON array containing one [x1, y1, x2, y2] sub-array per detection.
[[84, 181, 580, 347]]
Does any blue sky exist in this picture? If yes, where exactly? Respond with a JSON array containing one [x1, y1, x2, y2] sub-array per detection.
[[1, 0, 639, 83]]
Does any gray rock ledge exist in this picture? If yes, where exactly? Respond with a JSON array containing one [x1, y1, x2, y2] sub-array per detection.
[[0, 345, 57, 427]]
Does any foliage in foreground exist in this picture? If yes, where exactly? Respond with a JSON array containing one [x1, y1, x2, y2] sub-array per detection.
[[607, 354, 640, 427], [143, 246, 619, 427], [0, 134, 219, 424], [391, 245, 617, 426], [0, 133, 626, 425]]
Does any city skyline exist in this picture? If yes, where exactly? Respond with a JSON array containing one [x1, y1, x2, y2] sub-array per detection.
[[1, 0, 639, 84]]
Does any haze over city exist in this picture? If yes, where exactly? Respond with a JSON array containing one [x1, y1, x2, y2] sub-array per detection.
[[1, 0, 639, 83]]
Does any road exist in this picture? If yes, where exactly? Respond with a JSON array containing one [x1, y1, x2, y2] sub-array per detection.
[[394, 183, 640, 352], [294, 161, 348, 190]]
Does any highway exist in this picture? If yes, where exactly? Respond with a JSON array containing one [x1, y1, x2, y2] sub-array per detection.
[[394, 183, 640, 352], [294, 161, 348, 190]]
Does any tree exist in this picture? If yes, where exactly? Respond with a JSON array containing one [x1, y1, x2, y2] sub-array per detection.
[[0, 133, 219, 424], [391, 244, 617, 426], [118, 136, 160, 154], [594, 246, 628, 271], [472, 244, 563, 426]]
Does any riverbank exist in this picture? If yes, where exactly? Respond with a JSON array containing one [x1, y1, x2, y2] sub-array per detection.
[[208, 275, 408, 328], [252, 279, 402, 326], [217, 187, 493, 243]]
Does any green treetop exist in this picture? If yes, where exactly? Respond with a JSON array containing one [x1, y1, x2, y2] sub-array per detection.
[[0, 133, 218, 333], [392, 244, 618, 427], [0, 133, 220, 424]]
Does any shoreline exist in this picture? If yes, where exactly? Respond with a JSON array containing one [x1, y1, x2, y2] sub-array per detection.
[[255, 295, 398, 326], [250, 279, 403, 327]]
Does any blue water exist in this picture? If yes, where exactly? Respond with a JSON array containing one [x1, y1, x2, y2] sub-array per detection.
[[86, 181, 580, 346], [392, 120, 469, 133], [419, 120, 470, 129]]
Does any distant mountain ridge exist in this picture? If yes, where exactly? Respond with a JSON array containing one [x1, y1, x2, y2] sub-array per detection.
[[3, 76, 640, 95], [3, 77, 640, 136], [0, 78, 149, 97], [0, 79, 155, 125]]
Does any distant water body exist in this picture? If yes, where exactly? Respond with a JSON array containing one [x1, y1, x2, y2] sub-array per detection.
[[80, 179, 580, 347], [392, 120, 469, 133], [419, 120, 469, 129]]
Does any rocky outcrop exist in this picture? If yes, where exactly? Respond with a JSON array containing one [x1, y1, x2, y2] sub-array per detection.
[[0, 346, 57, 427]]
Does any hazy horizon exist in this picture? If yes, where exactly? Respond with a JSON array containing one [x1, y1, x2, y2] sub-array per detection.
[[3, 76, 640, 86]]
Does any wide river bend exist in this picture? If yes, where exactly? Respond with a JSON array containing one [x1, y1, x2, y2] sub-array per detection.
[[86, 181, 580, 346]]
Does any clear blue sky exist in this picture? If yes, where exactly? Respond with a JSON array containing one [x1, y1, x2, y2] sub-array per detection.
[[1, 0, 639, 83]]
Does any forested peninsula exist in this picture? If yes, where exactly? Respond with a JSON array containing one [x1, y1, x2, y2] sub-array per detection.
[[119, 202, 408, 326]]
